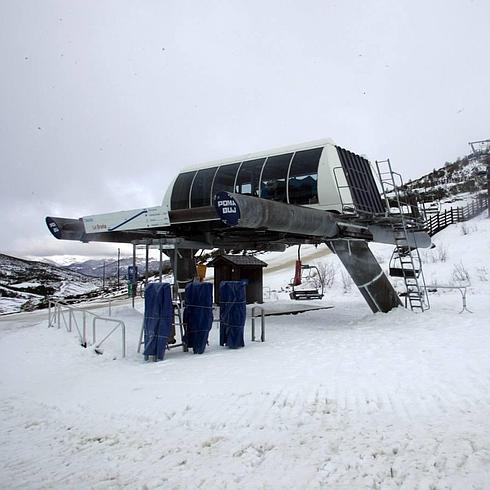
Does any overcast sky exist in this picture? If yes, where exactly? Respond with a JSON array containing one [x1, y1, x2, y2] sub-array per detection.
[[1, 0, 489, 260]]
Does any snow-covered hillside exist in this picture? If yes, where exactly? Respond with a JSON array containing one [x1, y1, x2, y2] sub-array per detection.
[[402, 153, 488, 202], [64, 256, 169, 279], [0, 254, 101, 314], [0, 214, 489, 488]]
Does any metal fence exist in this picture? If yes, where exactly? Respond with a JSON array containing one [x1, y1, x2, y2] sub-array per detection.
[[425, 196, 488, 236], [48, 298, 126, 358]]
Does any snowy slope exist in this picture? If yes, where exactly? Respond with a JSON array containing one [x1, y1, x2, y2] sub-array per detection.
[[404, 154, 487, 200], [0, 215, 489, 488], [0, 254, 101, 314]]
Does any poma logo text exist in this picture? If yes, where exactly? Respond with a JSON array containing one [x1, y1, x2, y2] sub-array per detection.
[[217, 200, 237, 214]]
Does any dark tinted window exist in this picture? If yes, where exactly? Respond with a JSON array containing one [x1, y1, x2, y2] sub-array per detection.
[[190, 167, 218, 207], [288, 147, 323, 204], [171, 171, 196, 209], [212, 163, 241, 197], [235, 158, 265, 196], [260, 153, 293, 202]]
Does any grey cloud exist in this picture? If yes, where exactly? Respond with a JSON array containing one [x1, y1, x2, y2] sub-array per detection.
[[1, 0, 489, 258]]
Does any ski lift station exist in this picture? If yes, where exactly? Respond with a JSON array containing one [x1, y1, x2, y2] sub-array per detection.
[[46, 138, 433, 358]]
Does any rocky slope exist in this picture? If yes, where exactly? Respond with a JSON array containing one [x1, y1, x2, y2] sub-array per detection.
[[401, 153, 488, 202]]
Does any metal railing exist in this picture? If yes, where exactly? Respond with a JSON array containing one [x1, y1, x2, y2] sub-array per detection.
[[424, 284, 472, 313], [92, 315, 126, 357], [251, 306, 266, 342], [262, 287, 279, 301], [425, 196, 488, 236], [48, 298, 126, 358]]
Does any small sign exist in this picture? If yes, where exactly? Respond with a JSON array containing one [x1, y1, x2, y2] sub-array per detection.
[[128, 265, 138, 284], [46, 217, 62, 239], [82, 205, 170, 234], [214, 192, 241, 226]]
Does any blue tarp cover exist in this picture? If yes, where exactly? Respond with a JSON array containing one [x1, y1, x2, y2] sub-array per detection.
[[184, 282, 213, 354], [143, 283, 173, 360], [219, 281, 246, 349]]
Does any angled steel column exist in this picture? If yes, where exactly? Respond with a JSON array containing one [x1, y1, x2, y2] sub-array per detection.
[[166, 248, 196, 299], [328, 239, 401, 313]]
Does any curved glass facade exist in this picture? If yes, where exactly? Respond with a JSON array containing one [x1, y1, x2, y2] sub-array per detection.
[[235, 158, 265, 197], [260, 153, 293, 202], [288, 148, 323, 205], [170, 147, 323, 210], [212, 162, 241, 196], [190, 167, 218, 208], [170, 171, 196, 209]]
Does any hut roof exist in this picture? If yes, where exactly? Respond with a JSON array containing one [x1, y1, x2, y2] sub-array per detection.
[[207, 255, 267, 268]]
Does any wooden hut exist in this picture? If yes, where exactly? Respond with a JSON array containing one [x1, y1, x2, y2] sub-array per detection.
[[207, 255, 267, 304]]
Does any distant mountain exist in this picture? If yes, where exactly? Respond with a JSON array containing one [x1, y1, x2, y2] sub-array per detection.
[[0, 254, 102, 314], [65, 257, 171, 279], [25, 255, 98, 267]]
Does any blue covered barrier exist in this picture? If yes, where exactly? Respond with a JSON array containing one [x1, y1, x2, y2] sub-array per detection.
[[143, 283, 173, 361], [184, 282, 213, 354], [219, 281, 246, 349]]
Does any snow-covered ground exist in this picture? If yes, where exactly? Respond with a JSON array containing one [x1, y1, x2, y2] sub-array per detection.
[[0, 213, 489, 488]]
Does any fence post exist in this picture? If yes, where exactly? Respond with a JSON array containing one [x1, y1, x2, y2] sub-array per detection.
[[82, 311, 87, 347], [122, 323, 126, 358]]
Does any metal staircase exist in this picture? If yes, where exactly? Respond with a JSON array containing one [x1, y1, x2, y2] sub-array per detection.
[[375, 159, 430, 312]]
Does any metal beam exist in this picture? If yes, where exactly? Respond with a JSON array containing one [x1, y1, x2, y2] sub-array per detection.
[[328, 239, 401, 313], [214, 192, 339, 238]]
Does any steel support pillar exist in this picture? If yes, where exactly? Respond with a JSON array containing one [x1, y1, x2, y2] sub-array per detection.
[[328, 239, 401, 313], [166, 248, 196, 300], [132, 243, 136, 308]]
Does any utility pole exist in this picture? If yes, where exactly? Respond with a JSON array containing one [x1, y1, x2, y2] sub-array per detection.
[[117, 248, 120, 288], [145, 243, 149, 289], [132, 243, 136, 308], [102, 260, 106, 289], [159, 240, 163, 283]]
